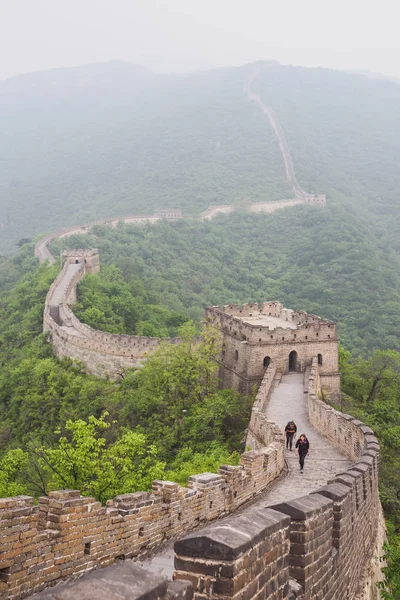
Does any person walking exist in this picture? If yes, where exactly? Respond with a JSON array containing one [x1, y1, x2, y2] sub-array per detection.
[[284, 420, 297, 451], [295, 433, 310, 473]]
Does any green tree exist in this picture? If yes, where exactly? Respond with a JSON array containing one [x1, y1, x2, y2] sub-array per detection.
[[30, 414, 165, 503], [0, 449, 28, 497]]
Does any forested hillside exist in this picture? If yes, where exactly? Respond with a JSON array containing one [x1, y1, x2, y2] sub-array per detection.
[[1, 60, 400, 257], [0, 246, 249, 498], [51, 209, 400, 356], [0, 62, 289, 253]]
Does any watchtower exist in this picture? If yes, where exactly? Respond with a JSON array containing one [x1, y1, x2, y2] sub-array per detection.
[[206, 301, 340, 396], [63, 248, 100, 274]]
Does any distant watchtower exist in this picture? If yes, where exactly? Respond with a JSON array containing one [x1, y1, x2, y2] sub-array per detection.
[[63, 249, 100, 275], [154, 209, 182, 219], [206, 301, 340, 396]]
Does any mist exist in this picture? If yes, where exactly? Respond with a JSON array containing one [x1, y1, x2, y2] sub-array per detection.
[[1, 0, 400, 80]]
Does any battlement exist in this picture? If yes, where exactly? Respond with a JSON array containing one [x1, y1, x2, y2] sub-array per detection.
[[206, 301, 336, 338], [0, 367, 283, 600], [205, 302, 339, 396], [63, 248, 99, 258], [154, 208, 183, 219]]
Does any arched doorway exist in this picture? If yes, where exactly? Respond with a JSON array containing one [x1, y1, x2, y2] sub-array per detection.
[[289, 350, 298, 372], [263, 356, 271, 369]]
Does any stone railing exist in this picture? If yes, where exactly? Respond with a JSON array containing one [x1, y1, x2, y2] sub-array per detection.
[[245, 362, 281, 450]]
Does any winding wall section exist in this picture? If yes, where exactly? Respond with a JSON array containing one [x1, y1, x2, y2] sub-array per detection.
[[43, 250, 181, 378], [0, 360, 384, 600]]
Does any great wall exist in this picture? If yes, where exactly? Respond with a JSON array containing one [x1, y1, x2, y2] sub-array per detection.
[[0, 68, 386, 599]]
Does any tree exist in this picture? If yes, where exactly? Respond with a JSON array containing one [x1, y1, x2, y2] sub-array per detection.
[[0, 449, 28, 497], [29, 414, 165, 503]]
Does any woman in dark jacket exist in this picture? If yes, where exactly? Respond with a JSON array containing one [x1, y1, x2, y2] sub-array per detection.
[[295, 434, 310, 473]]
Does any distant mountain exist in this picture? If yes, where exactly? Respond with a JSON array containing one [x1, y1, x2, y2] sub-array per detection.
[[0, 61, 154, 94], [0, 60, 399, 255], [344, 69, 400, 86]]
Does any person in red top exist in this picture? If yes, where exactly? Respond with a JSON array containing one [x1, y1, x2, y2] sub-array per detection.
[[284, 421, 297, 450], [295, 434, 310, 473]]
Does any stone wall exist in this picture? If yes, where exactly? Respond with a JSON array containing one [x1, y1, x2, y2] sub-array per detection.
[[0, 405, 283, 600], [174, 508, 291, 600], [43, 258, 182, 379], [245, 362, 280, 450], [173, 359, 383, 600], [34, 196, 326, 266]]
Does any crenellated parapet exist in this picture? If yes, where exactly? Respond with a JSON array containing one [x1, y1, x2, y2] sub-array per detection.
[[0, 371, 284, 600], [206, 302, 340, 396]]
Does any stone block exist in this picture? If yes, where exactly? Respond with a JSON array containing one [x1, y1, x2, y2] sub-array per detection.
[[30, 561, 168, 600], [269, 494, 332, 521], [174, 508, 289, 560]]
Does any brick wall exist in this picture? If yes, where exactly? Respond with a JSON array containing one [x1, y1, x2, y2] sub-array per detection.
[[0, 401, 283, 599], [245, 362, 281, 450]]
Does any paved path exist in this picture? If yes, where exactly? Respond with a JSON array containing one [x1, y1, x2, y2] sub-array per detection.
[[137, 372, 351, 578], [264, 373, 351, 504]]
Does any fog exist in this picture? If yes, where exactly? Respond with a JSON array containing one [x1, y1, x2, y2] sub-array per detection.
[[1, 0, 400, 80]]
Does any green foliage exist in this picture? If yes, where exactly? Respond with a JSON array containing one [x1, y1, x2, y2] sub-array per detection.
[[0, 449, 28, 497], [117, 323, 247, 461], [29, 413, 165, 503], [0, 262, 251, 498], [166, 444, 240, 487], [339, 349, 400, 523], [73, 264, 189, 336], [377, 522, 400, 600]]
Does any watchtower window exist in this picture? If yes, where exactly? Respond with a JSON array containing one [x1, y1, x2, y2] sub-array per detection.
[[263, 356, 271, 368], [234, 350, 239, 361], [318, 354, 323, 365]]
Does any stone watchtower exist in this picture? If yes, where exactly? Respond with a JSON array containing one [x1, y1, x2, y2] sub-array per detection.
[[206, 301, 340, 395], [63, 248, 100, 274]]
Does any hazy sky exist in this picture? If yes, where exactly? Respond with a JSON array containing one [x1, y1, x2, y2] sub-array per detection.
[[1, 0, 400, 80]]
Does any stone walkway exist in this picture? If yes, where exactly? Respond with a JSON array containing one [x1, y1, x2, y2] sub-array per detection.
[[137, 372, 351, 578], [264, 373, 351, 504]]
